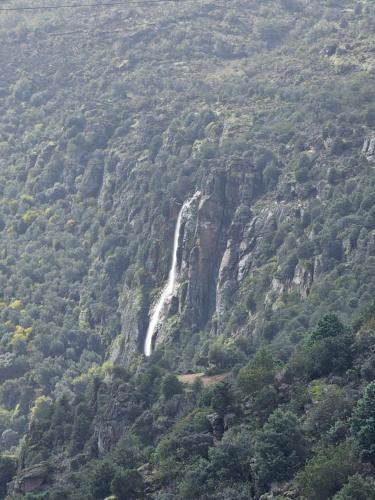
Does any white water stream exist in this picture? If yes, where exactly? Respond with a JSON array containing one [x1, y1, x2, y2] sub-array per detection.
[[144, 192, 200, 356]]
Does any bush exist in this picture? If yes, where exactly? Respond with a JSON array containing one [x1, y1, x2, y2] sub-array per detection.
[[365, 108, 375, 127], [110, 469, 145, 500], [311, 314, 346, 341], [208, 342, 244, 372], [295, 167, 309, 183], [208, 428, 252, 483], [88, 460, 115, 500], [296, 444, 360, 500], [297, 241, 314, 259], [257, 21, 288, 47], [236, 349, 276, 398], [160, 374, 183, 399], [304, 384, 352, 436], [254, 409, 306, 490], [263, 163, 281, 189], [351, 381, 375, 463], [278, 253, 298, 280], [333, 474, 375, 500], [0, 455, 16, 498], [293, 314, 353, 378]]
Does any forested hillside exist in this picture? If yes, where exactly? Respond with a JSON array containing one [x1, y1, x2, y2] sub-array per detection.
[[0, 0, 374, 498]]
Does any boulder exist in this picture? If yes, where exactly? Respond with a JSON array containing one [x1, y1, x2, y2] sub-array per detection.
[[14, 463, 50, 494]]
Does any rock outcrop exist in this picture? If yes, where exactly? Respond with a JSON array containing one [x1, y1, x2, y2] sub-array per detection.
[[79, 156, 104, 197], [179, 172, 226, 329], [362, 135, 375, 161], [110, 284, 147, 365], [10, 463, 50, 495]]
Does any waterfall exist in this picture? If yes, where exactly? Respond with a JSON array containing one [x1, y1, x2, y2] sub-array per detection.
[[144, 192, 201, 356]]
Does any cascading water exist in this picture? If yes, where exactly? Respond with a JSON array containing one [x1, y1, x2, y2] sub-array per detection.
[[144, 192, 201, 356]]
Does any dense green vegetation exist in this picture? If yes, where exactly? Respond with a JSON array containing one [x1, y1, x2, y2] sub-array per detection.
[[12, 309, 375, 499], [0, 0, 374, 498]]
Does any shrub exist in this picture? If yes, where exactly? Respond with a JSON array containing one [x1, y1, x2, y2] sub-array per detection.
[[110, 469, 145, 500], [0, 455, 16, 498], [365, 108, 375, 127], [292, 314, 353, 378], [161, 374, 183, 399], [236, 349, 276, 398], [208, 341, 244, 372], [333, 474, 375, 500], [257, 21, 288, 47], [296, 444, 360, 500], [351, 381, 375, 463], [254, 409, 306, 490]]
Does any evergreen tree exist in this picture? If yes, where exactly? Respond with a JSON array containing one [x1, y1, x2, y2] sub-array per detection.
[[351, 381, 375, 463], [110, 469, 145, 500], [254, 409, 306, 490]]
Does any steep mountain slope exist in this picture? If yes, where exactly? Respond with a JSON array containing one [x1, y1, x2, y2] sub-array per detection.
[[0, 0, 374, 498]]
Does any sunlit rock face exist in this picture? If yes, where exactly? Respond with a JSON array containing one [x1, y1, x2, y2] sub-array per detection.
[[363, 135, 375, 162]]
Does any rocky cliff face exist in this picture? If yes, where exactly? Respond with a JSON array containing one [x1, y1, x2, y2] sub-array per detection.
[[110, 284, 147, 365], [179, 174, 227, 330], [109, 125, 375, 364], [111, 157, 253, 358]]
